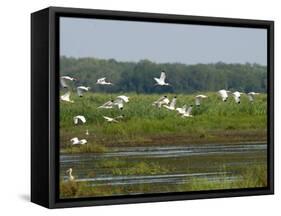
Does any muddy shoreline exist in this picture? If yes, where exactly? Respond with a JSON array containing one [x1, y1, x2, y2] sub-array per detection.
[[60, 129, 267, 154]]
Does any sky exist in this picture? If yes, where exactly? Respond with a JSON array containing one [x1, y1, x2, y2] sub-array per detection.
[[60, 17, 267, 65]]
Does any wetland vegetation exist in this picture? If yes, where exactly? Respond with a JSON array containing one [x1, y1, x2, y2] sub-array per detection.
[[59, 58, 267, 199], [60, 92, 267, 153]]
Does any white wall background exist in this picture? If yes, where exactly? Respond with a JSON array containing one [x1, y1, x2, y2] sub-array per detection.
[[0, 0, 279, 214]]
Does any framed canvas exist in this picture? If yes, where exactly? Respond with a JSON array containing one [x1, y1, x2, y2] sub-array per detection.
[[31, 6, 274, 208]]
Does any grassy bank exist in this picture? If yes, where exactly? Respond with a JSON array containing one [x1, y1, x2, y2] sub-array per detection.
[[60, 164, 267, 198], [60, 92, 267, 152]]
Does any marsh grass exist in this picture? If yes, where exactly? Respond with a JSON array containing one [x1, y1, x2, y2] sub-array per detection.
[[59, 92, 267, 198], [181, 164, 267, 191], [111, 161, 170, 176], [60, 164, 267, 198], [61, 143, 107, 154], [60, 92, 267, 151]]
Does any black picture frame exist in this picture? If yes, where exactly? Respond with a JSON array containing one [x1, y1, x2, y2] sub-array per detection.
[[31, 6, 274, 208]]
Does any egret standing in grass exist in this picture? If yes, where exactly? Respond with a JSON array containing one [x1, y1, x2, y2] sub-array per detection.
[[77, 86, 90, 97], [218, 89, 231, 102], [96, 77, 113, 85], [163, 96, 177, 110], [233, 91, 243, 104], [60, 91, 74, 103], [154, 71, 170, 86], [60, 76, 77, 88], [66, 168, 75, 181], [195, 95, 208, 106], [153, 95, 170, 108], [73, 115, 86, 125], [247, 92, 260, 102]]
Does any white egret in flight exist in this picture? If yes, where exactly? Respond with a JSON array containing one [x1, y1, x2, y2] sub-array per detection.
[[73, 115, 86, 125], [218, 89, 231, 102], [60, 91, 74, 103], [70, 137, 87, 145], [96, 77, 113, 85], [98, 99, 122, 110], [233, 91, 243, 104], [247, 92, 260, 102], [77, 86, 90, 97], [195, 95, 208, 106], [98, 100, 114, 109], [116, 95, 129, 103], [113, 98, 124, 110], [60, 76, 76, 88], [153, 95, 170, 108], [163, 96, 177, 111], [181, 105, 193, 118], [176, 104, 187, 115], [103, 115, 124, 123], [154, 71, 170, 86]]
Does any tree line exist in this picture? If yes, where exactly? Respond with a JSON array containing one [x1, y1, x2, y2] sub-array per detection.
[[60, 56, 267, 94]]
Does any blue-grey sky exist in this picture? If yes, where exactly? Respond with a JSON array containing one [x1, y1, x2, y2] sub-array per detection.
[[60, 17, 267, 65]]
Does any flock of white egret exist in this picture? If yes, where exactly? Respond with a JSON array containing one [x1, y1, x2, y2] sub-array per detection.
[[61, 71, 261, 181], [60, 75, 130, 151], [61, 71, 261, 145], [152, 95, 207, 117]]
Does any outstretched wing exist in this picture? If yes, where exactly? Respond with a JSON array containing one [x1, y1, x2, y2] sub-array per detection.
[[97, 77, 106, 82], [182, 104, 187, 112], [61, 91, 70, 100], [186, 106, 193, 115], [60, 77, 68, 88], [115, 115, 124, 120], [60, 76, 75, 88], [73, 117, 78, 124], [117, 95, 129, 103], [154, 77, 160, 84], [195, 97, 200, 106], [153, 96, 165, 104], [248, 94, 254, 102], [79, 86, 89, 91], [77, 88, 83, 97], [196, 94, 207, 99], [103, 116, 111, 121], [170, 98, 177, 109], [99, 100, 113, 108], [78, 116, 86, 123], [113, 98, 124, 109], [218, 90, 228, 101], [160, 72, 166, 82]]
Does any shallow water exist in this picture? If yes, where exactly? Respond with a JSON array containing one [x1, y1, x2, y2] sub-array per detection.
[[60, 142, 267, 194]]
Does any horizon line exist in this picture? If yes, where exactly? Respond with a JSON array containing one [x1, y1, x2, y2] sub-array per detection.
[[60, 55, 267, 67]]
